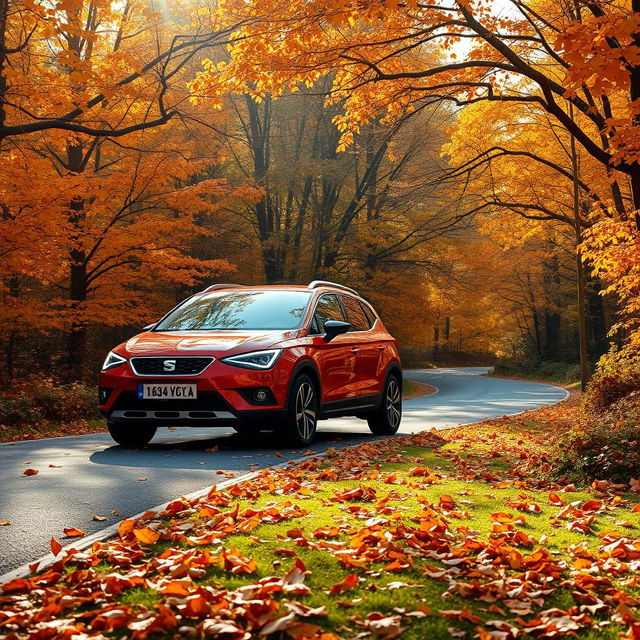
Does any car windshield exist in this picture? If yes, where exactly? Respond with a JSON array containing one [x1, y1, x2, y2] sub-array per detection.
[[154, 290, 312, 331]]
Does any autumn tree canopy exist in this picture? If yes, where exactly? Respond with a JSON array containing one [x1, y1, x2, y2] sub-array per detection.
[[1, 0, 639, 379]]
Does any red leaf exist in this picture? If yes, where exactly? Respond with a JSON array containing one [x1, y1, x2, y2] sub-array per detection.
[[50, 537, 63, 555], [1, 578, 33, 593], [582, 499, 603, 512], [329, 573, 358, 595], [548, 491, 565, 505]]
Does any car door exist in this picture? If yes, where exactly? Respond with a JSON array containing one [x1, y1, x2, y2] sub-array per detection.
[[308, 293, 358, 404], [339, 295, 381, 397]]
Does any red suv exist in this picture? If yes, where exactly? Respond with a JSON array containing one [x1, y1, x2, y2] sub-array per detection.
[[99, 282, 402, 446]]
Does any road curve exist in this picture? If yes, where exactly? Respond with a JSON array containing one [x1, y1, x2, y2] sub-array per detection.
[[0, 367, 566, 574]]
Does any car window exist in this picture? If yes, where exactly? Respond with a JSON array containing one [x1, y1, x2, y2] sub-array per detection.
[[359, 301, 376, 328], [154, 290, 312, 331], [341, 296, 370, 332], [310, 294, 346, 334]]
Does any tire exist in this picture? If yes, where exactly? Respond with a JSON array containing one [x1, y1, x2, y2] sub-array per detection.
[[107, 422, 157, 447], [367, 374, 402, 435], [279, 374, 318, 446]]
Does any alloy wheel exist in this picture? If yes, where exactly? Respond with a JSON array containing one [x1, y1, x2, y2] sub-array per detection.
[[386, 378, 401, 428], [295, 381, 316, 440]]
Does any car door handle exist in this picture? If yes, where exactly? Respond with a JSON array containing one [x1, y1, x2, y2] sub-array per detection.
[[377, 345, 385, 351], [351, 347, 360, 353]]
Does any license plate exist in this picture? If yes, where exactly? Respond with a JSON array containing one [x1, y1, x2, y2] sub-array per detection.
[[138, 383, 198, 400]]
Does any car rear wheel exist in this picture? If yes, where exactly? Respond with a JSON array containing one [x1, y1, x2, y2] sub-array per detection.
[[280, 374, 318, 446], [367, 374, 402, 435], [107, 422, 157, 447]]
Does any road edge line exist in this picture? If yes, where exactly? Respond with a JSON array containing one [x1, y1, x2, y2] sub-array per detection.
[[0, 451, 328, 587]]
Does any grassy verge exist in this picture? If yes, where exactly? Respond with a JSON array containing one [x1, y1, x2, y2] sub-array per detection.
[[402, 378, 436, 399], [2, 398, 640, 639]]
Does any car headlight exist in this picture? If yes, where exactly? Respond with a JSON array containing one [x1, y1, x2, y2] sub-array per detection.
[[102, 351, 128, 371], [221, 349, 282, 370]]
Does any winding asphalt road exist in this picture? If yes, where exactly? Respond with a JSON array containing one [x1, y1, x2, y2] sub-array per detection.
[[0, 367, 566, 575]]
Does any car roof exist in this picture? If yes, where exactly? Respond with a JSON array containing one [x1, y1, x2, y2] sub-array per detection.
[[198, 282, 361, 297]]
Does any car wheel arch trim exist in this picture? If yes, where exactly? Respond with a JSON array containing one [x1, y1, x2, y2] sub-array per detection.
[[287, 360, 322, 408], [379, 362, 402, 407]]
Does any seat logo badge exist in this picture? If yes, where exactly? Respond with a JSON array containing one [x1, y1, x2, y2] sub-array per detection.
[[163, 359, 176, 372]]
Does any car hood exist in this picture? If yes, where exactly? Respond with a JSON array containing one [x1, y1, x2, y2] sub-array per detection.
[[122, 330, 300, 357]]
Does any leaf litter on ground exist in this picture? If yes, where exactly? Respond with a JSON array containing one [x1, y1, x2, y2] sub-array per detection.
[[2, 397, 640, 639]]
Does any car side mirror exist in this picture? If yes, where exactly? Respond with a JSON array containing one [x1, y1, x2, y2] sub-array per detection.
[[143, 323, 156, 331], [323, 319, 351, 342]]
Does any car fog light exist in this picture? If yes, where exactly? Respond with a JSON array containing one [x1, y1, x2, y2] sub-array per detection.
[[254, 390, 268, 402]]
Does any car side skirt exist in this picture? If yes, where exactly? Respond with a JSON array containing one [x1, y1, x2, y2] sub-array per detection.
[[318, 392, 382, 419]]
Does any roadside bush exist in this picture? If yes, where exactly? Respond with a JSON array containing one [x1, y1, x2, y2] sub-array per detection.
[[0, 393, 44, 426], [0, 379, 99, 427], [493, 359, 581, 383], [549, 390, 640, 483], [584, 348, 640, 411]]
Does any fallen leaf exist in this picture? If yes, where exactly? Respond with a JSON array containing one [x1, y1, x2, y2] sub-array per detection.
[[22, 468, 38, 476], [50, 537, 62, 555], [440, 607, 482, 624], [329, 573, 359, 595], [133, 527, 160, 544], [63, 527, 85, 538]]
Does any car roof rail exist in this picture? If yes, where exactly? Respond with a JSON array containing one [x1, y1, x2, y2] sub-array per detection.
[[308, 280, 359, 296], [201, 283, 246, 293]]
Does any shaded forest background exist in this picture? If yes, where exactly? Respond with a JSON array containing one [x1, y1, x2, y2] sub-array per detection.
[[0, 0, 632, 386]]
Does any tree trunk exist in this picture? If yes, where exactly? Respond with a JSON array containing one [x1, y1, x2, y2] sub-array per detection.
[[0, 0, 8, 146], [630, 0, 640, 230], [543, 311, 561, 360], [542, 253, 561, 360], [67, 259, 87, 378], [569, 103, 591, 390], [65, 138, 88, 380], [243, 95, 286, 282], [433, 324, 440, 361], [586, 273, 608, 359], [4, 330, 15, 383], [532, 310, 543, 359]]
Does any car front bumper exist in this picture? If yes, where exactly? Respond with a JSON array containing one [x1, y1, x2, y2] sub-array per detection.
[[98, 355, 293, 427]]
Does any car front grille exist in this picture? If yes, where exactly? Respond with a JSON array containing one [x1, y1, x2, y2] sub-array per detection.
[[111, 390, 229, 412], [130, 357, 214, 376]]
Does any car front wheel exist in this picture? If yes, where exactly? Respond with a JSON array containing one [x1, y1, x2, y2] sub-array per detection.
[[367, 374, 402, 435], [281, 374, 318, 446], [107, 422, 157, 447]]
